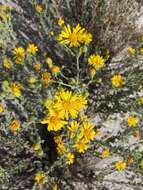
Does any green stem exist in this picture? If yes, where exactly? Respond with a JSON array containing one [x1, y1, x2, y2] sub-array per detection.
[[52, 80, 76, 89], [76, 54, 80, 86]]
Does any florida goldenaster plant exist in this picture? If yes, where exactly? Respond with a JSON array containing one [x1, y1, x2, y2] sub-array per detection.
[[0, 1, 143, 190]]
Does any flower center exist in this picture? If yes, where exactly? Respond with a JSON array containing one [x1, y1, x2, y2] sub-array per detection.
[[63, 100, 72, 110], [69, 33, 78, 43], [50, 116, 59, 126]]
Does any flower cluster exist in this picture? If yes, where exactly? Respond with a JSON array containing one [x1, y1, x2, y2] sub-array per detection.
[[0, 3, 143, 188], [41, 88, 97, 164]]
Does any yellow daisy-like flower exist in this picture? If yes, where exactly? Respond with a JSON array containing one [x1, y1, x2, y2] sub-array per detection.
[[1, 4, 7, 11], [57, 143, 66, 156], [34, 63, 41, 71], [51, 184, 58, 190], [68, 121, 80, 139], [111, 74, 124, 87], [54, 135, 63, 144], [127, 47, 135, 56], [127, 116, 139, 127], [35, 171, 45, 185], [27, 44, 38, 55], [78, 122, 96, 142], [32, 143, 42, 151], [102, 148, 110, 158], [2, 57, 12, 69], [35, 4, 43, 13], [9, 119, 21, 132], [28, 76, 37, 85], [115, 160, 126, 171], [88, 68, 96, 78], [9, 82, 22, 97], [41, 113, 67, 131], [52, 66, 60, 75], [50, 31, 54, 36], [41, 72, 51, 86], [58, 17, 65, 26], [13, 47, 25, 64], [46, 57, 53, 68], [0, 104, 4, 113], [54, 89, 87, 119], [74, 139, 89, 153], [66, 152, 75, 165], [58, 24, 92, 47], [88, 54, 104, 70]]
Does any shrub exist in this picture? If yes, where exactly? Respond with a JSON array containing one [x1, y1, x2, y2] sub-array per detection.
[[0, 1, 143, 189]]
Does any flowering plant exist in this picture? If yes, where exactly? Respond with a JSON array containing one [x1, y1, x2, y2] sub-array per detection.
[[0, 1, 143, 190]]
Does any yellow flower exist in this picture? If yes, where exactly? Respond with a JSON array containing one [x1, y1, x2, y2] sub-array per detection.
[[57, 143, 66, 156], [51, 183, 58, 190], [88, 54, 104, 70], [35, 171, 45, 185], [58, 17, 65, 26], [88, 68, 96, 78], [9, 82, 22, 97], [102, 148, 110, 158], [66, 152, 75, 165], [68, 121, 80, 138], [111, 74, 124, 87], [5, 13, 10, 20], [54, 89, 87, 119], [52, 66, 60, 74], [41, 113, 67, 131], [1, 4, 7, 11], [2, 57, 12, 69], [127, 116, 139, 127], [28, 76, 37, 84], [58, 24, 92, 47], [27, 44, 38, 55], [127, 47, 135, 56], [32, 143, 41, 151], [138, 96, 143, 105], [74, 139, 89, 153], [34, 63, 41, 71], [9, 119, 21, 132], [54, 135, 63, 144], [140, 48, 143, 55], [35, 4, 43, 13], [0, 104, 4, 113], [46, 57, 53, 68], [13, 47, 25, 64], [50, 31, 54, 36], [115, 160, 126, 171], [41, 72, 51, 86], [78, 122, 96, 142]]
